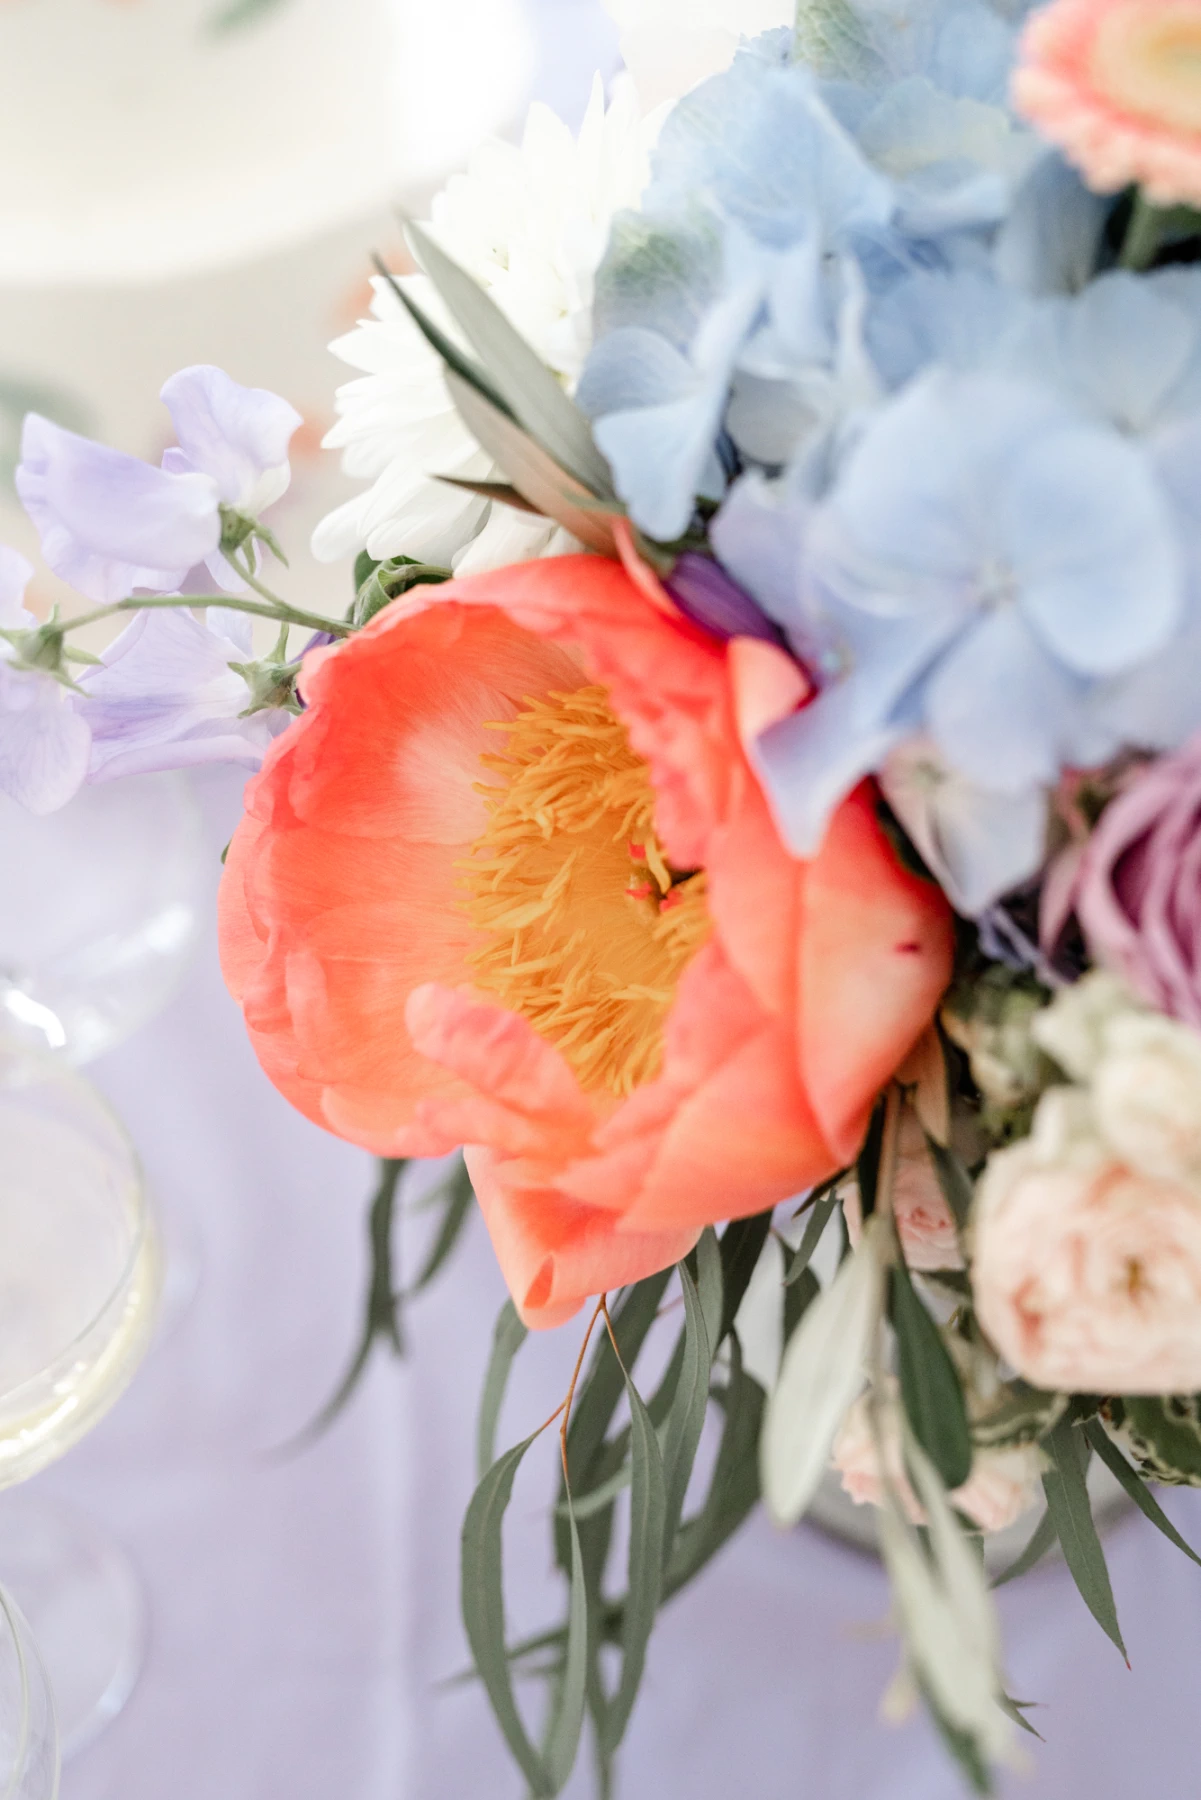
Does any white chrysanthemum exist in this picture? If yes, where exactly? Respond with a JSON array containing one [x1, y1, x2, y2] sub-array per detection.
[[313, 76, 657, 575]]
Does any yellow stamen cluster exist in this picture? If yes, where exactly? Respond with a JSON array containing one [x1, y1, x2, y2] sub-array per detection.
[[461, 684, 710, 1098]]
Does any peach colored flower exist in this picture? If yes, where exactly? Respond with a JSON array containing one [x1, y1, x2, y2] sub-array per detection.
[[1014, 0, 1201, 206], [973, 1089, 1201, 1392], [842, 1108, 963, 1273], [219, 557, 952, 1328], [833, 1384, 1042, 1534]]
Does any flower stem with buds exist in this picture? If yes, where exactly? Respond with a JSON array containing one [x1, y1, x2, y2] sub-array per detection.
[[61, 592, 351, 641]]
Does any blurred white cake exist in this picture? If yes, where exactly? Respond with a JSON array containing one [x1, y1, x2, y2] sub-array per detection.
[[0, 0, 535, 285], [0, 0, 539, 622]]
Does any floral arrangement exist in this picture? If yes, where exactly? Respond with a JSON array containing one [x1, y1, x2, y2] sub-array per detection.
[[8, 0, 1201, 1788]]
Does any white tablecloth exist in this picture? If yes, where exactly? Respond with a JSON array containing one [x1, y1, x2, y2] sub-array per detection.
[[22, 766, 1199, 1800]]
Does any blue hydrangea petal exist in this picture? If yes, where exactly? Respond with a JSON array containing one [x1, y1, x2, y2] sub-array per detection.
[[1004, 423, 1182, 676], [880, 739, 1048, 914], [998, 272, 1199, 433], [649, 51, 892, 251], [994, 152, 1108, 297], [750, 678, 907, 855], [923, 606, 1078, 792]]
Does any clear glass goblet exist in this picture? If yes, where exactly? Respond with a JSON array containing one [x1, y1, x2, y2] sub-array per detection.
[[0, 771, 206, 1066], [0, 1052, 160, 1759], [0, 768, 209, 1334], [0, 1585, 57, 1800]]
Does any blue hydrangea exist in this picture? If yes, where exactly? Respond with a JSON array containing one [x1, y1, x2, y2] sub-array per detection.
[[579, 2, 1201, 912], [580, 6, 1046, 543]]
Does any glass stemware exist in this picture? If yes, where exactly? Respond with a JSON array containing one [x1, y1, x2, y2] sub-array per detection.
[[0, 1053, 160, 1759], [0, 1585, 57, 1800], [0, 771, 206, 1067]]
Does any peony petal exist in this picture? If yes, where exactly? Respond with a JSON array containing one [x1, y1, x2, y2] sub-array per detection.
[[798, 785, 955, 1163]]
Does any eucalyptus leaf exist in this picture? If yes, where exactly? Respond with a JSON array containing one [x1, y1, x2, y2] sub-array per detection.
[[443, 371, 622, 555], [992, 1507, 1057, 1589], [890, 1261, 973, 1490], [410, 1156, 474, 1294], [461, 1432, 558, 1796], [600, 1360, 667, 1755], [405, 220, 614, 496], [477, 1301, 529, 1480], [693, 1228, 724, 1365], [541, 1496, 590, 1793], [999, 1693, 1045, 1743], [855, 1096, 888, 1220], [666, 1334, 765, 1594], [371, 258, 516, 423], [554, 1272, 673, 1576], [782, 1190, 838, 1287], [718, 1211, 774, 1343], [891, 1427, 1010, 1771], [661, 1266, 713, 1565], [433, 475, 543, 515], [761, 1217, 886, 1525], [783, 1265, 820, 1347], [1042, 1419, 1127, 1659], [288, 1158, 406, 1445], [1084, 1420, 1201, 1570]]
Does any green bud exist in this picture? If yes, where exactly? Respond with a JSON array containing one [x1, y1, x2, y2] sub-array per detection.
[[943, 971, 1053, 1115], [229, 657, 302, 717], [218, 503, 258, 558], [0, 613, 75, 684], [350, 555, 451, 629]]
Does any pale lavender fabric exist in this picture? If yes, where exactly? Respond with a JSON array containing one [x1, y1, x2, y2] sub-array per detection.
[[16, 765, 1200, 1800]]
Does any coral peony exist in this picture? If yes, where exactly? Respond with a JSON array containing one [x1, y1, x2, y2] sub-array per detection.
[[1014, 0, 1201, 206], [973, 1089, 1201, 1393], [219, 557, 951, 1327]]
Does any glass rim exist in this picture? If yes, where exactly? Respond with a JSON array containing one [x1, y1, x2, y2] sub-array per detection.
[[0, 1050, 151, 1412], [0, 1584, 33, 1799]]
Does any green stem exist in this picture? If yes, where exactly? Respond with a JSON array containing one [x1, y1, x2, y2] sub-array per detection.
[[1119, 191, 1164, 272], [63, 592, 351, 639], [227, 546, 292, 611]]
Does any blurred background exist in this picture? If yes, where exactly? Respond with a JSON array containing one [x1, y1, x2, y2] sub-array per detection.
[[2, 4, 1201, 1798]]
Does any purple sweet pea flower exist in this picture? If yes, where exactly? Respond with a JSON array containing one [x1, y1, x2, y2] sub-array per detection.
[[77, 607, 292, 782], [161, 366, 303, 592], [15, 367, 303, 604], [0, 546, 91, 814], [16, 415, 222, 604]]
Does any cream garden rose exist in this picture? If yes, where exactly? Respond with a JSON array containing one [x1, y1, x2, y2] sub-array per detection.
[[973, 1090, 1201, 1394], [1033, 971, 1201, 1184]]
